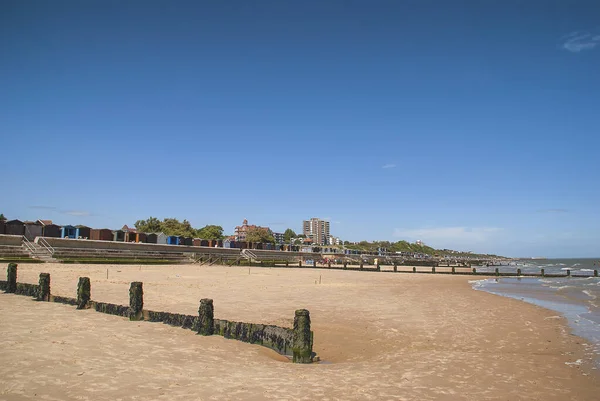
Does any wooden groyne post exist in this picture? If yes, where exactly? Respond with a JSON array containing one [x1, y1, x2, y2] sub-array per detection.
[[77, 277, 91, 309], [197, 298, 214, 336], [6, 263, 17, 293], [292, 309, 312, 363], [129, 282, 144, 321], [37, 273, 50, 302]]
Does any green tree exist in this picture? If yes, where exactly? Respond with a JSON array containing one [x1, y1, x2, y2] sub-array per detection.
[[0, 213, 6, 221], [196, 225, 224, 240], [134, 216, 162, 233], [245, 227, 275, 243], [161, 218, 196, 237], [283, 228, 297, 242]]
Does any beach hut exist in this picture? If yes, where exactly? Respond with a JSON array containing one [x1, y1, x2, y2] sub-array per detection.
[[146, 232, 167, 244], [5, 220, 25, 236], [61, 225, 78, 239], [75, 225, 91, 239], [24, 221, 43, 240], [90, 228, 113, 241], [0, 220, 5, 235], [182, 237, 193, 246], [41, 224, 62, 238], [135, 233, 147, 243], [167, 235, 180, 245], [193, 238, 202, 247], [121, 225, 137, 242], [113, 230, 125, 242]]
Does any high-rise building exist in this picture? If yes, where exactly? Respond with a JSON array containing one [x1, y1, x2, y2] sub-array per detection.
[[302, 218, 330, 246]]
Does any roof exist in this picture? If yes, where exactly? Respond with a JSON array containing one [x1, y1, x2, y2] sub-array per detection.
[[37, 219, 53, 226], [122, 225, 137, 233]]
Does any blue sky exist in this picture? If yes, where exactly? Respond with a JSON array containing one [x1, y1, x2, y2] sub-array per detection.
[[1, 1, 599, 258]]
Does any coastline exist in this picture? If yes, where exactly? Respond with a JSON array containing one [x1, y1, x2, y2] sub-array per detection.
[[1, 263, 598, 400]]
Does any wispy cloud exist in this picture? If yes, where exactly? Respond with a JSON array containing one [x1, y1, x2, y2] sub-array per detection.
[[382, 163, 396, 169], [28, 205, 58, 210], [537, 208, 568, 213], [393, 226, 502, 246], [28, 206, 94, 217], [560, 31, 600, 52], [63, 210, 92, 217]]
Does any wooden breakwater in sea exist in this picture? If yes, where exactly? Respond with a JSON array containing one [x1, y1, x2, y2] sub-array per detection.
[[254, 261, 599, 278]]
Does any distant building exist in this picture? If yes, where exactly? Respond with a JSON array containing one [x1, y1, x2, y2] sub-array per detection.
[[234, 219, 271, 242], [303, 218, 330, 246], [328, 236, 342, 246], [273, 232, 285, 244]]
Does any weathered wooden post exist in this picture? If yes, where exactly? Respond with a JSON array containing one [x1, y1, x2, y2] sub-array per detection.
[[541, 268, 545, 277], [37, 273, 50, 301], [327, 261, 331, 268], [292, 309, 313, 364], [432, 267, 436, 274], [197, 298, 214, 336], [567, 269, 571, 277], [77, 277, 91, 309], [343, 262, 347, 270], [412, 266, 416, 273], [376, 262, 381, 272], [472, 268, 477, 274], [359, 262, 363, 270], [285, 261, 289, 267], [393, 262, 397, 272], [595, 270, 598, 277], [6, 263, 17, 293], [451, 266, 455, 274], [517, 268, 522, 276], [129, 282, 143, 321], [495, 268, 499, 276], [299, 260, 302, 267]]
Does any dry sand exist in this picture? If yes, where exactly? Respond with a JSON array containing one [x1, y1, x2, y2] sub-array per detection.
[[1, 263, 598, 400]]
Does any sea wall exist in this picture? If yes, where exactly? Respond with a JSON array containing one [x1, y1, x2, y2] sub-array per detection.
[[0, 234, 24, 246]]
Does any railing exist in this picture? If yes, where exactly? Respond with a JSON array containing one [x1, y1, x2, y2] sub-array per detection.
[[22, 235, 35, 253], [37, 237, 55, 255], [241, 249, 259, 262]]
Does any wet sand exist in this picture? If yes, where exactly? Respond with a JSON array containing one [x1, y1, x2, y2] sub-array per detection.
[[1, 263, 599, 400]]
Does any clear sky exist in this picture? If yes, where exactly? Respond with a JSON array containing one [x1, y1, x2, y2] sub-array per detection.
[[1, 1, 599, 258]]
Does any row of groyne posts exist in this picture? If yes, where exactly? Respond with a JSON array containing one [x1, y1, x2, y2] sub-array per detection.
[[0, 263, 315, 363], [282, 260, 599, 278]]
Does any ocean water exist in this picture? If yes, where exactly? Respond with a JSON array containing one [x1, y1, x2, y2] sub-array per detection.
[[471, 258, 600, 368]]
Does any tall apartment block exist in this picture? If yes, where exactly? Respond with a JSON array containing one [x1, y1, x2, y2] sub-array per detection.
[[302, 218, 330, 246]]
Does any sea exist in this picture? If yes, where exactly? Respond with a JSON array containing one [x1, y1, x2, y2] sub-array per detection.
[[471, 258, 600, 369]]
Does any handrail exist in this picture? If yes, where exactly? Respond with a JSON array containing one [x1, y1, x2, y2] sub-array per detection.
[[37, 237, 55, 255], [22, 235, 35, 252]]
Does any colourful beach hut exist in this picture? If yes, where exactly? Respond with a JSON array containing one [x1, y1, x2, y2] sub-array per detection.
[[61, 225, 78, 239]]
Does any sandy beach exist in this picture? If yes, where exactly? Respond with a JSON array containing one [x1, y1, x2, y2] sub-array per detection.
[[1, 263, 598, 400]]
